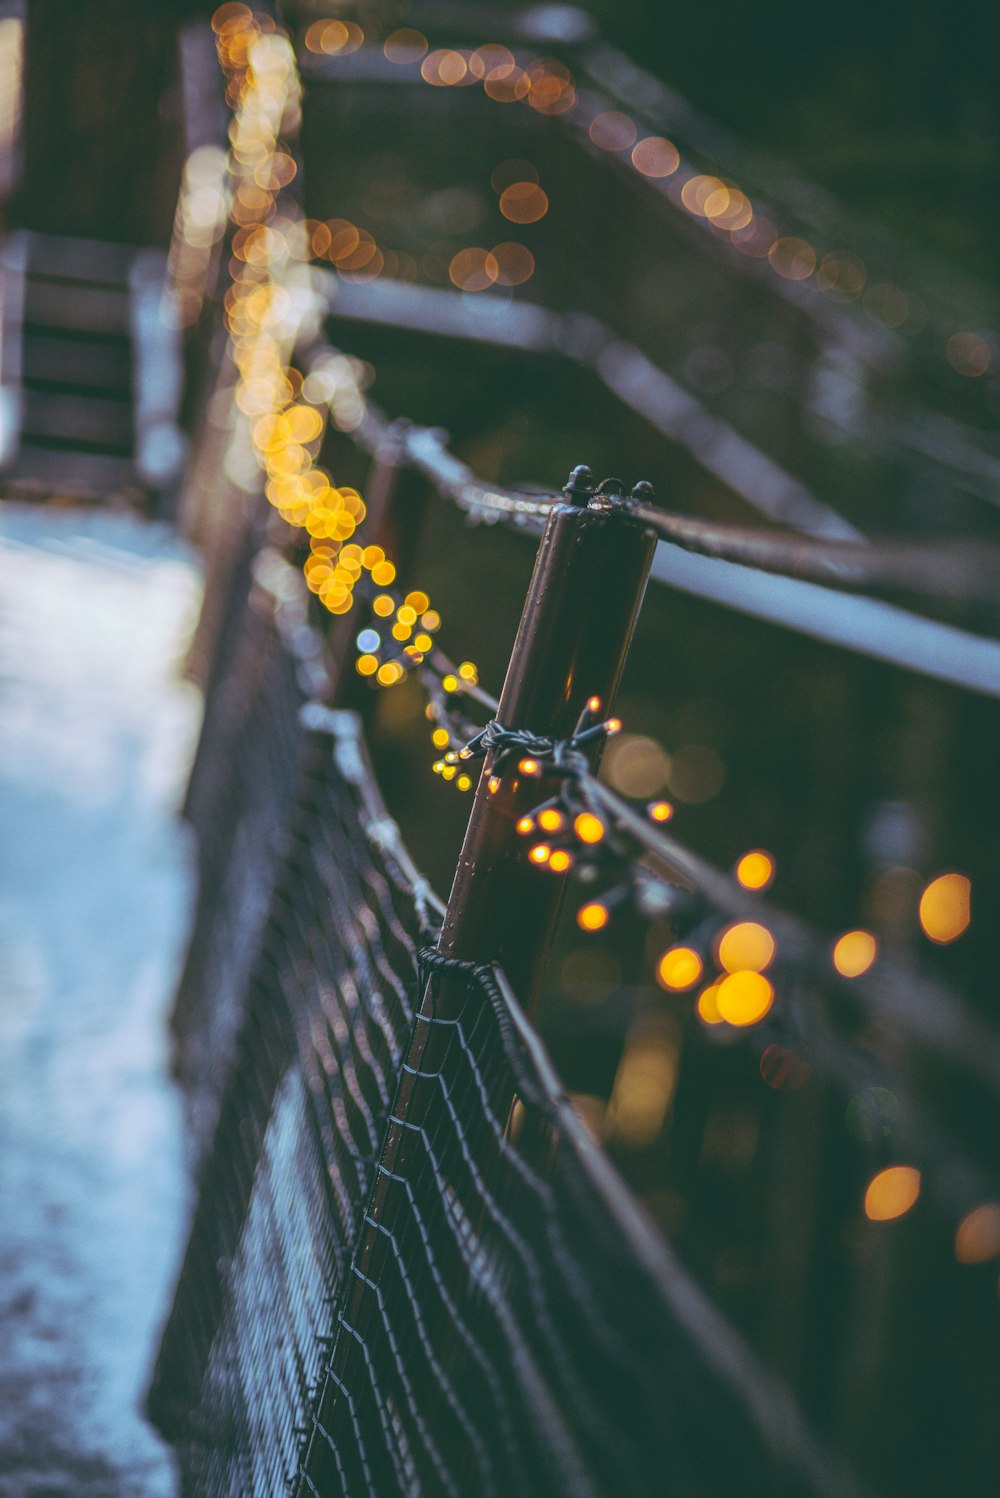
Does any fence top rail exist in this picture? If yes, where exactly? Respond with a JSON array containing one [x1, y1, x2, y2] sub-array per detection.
[[314, 339, 998, 612], [303, 339, 1000, 699], [627, 500, 1000, 617]]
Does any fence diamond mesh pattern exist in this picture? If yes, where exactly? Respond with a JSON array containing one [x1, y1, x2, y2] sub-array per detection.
[[151, 711, 431, 1494]]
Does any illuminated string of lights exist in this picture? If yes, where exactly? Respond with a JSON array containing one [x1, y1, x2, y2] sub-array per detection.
[[373, 665, 990, 1246], [210, 4, 445, 635], [255, 508, 997, 1261], [542, 752, 994, 1243]]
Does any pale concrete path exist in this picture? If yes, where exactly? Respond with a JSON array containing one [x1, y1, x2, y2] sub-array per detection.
[[0, 505, 202, 1496]]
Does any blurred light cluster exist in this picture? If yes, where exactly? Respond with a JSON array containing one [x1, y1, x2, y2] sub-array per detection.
[[304, 18, 364, 57], [351, 584, 445, 687], [307, 8, 1000, 385], [293, 11, 998, 376], [211, 5, 438, 629]]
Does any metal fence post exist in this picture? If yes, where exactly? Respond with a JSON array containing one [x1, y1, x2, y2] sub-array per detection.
[[438, 466, 658, 1008]]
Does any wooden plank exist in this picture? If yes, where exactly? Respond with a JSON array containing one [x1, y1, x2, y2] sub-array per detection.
[[9, 443, 136, 494], [21, 388, 132, 451], [22, 332, 132, 396], [25, 232, 135, 288], [23, 277, 131, 337]]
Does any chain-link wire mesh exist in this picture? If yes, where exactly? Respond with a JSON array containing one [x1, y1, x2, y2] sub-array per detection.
[[151, 710, 438, 1495], [295, 953, 858, 1498], [170, 576, 308, 1155]]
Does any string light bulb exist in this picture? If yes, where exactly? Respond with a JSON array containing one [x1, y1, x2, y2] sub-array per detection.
[[864, 1166, 921, 1222], [577, 901, 609, 932], [656, 947, 703, 991], [735, 850, 775, 890]]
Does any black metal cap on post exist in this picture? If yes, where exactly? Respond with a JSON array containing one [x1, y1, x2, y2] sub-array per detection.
[[437, 470, 658, 1008], [562, 463, 594, 507]]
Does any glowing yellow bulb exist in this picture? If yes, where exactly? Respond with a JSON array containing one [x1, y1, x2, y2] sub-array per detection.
[[441, 765, 457, 781], [432, 760, 445, 774], [431, 728, 450, 748], [577, 902, 609, 932], [457, 774, 473, 792], [919, 873, 971, 944], [648, 801, 674, 823], [736, 850, 774, 890], [442, 674, 459, 693], [529, 844, 551, 865], [421, 610, 441, 631], [516, 816, 534, 835], [373, 595, 394, 617], [458, 661, 478, 681], [405, 591, 430, 613], [587, 696, 602, 713], [361, 545, 385, 568], [371, 560, 396, 586], [864, 1166, 921, 1222], [396, 605, 417, 627], [519, 758, 541, 776], [549, 850, 573, 873], [605, 717, 622, 734], [356, 654, 378, 676], [656, 947, 703, 991], [715, 970, 773, 1026], [573, 812, 604, 844], [696, 983, 723, 1025], [392, 622, 412, 641], [538, 808, 563, 832], [955, 1204, 1000, 1265], [376, 662, 403, 687], [414, 633, 433, 652], [488, 776, 501, 794], [716, 921, 775, 974], [832, 930, 877, 978]]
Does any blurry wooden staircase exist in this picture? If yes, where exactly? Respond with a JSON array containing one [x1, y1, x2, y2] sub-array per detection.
[[0, 230, 186, 507]]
